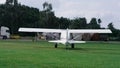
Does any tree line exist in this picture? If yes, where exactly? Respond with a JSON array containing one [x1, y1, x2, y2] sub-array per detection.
[[0, 0, 120, 40]]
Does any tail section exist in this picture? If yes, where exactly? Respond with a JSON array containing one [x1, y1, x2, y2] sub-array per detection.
[[49, 40, 86, 44], [68, 40, 86, 44], [48, 40, 67, 45]]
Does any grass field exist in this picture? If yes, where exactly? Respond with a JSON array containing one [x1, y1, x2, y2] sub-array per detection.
[[0, 40, 120, 68]]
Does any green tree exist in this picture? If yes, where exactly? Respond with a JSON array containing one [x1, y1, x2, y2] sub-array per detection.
[[98, 18, 101, 27], [14, 0, 18, 6], [6, 0, 18, 5], [108, 23, 120, 40], [108, 22, 115, 30], [43, 2, 52, 12], [39, 2, 57, 29], [70, 18, 87, 29], [0, 3, 39, 34], [87, 18, 100, 29], [108, 23, 116, 37], [6, 0, 13, 5], [57, 17, 70, 29]]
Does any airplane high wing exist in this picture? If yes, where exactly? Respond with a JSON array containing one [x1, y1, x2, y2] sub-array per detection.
[[69, 29, 112, 33], [19, 28, 112, 49], [18, 28, 64, 33]]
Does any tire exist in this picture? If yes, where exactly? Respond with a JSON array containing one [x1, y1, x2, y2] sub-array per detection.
[[2, 36, 7, 39]]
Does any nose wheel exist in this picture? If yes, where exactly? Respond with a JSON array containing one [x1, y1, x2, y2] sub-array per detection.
[[66, 43, 75, 49]]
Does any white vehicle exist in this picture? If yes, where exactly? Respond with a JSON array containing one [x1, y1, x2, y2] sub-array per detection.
[[0, 26, 10, 39], [19, 28, 112, 49]]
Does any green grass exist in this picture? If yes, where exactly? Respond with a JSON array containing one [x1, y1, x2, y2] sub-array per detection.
[[0, 40, 120, 68]]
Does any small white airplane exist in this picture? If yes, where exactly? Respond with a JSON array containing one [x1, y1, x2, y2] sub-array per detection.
[[18, 28, 112, 49]]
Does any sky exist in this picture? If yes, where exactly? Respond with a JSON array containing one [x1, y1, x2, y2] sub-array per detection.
[[0, 0, 120, 29]]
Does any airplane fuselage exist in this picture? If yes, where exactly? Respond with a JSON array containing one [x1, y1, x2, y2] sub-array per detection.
[[60, 29, 70, 44]]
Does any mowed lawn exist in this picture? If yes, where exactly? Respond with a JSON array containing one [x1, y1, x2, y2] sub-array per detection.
[[0, 40, 120, 68]]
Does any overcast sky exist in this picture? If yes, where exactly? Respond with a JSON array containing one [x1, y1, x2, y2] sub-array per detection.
[[0, 0, 120, 29]]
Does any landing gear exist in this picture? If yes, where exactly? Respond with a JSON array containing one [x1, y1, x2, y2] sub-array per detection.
[[66, 44, 68, 49], [54, 43, 75, 49], [71, 43, 75, 48], [54, 43, 58, 48]]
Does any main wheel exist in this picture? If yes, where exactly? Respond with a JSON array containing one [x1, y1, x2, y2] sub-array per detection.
[[54, 43, 58, 48], [71, 43, 75, 48]]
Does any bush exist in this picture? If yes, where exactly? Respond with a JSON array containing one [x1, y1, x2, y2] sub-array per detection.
[[10, 35, 21, 39], [109, 37, 120, 41]]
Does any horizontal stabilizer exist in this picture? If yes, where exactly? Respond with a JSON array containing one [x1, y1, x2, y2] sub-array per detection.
[[49, 40, 63, 43], [49, 40, 86, 44], [68, 40, 86, 43], [48, 40, 66, 44]]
